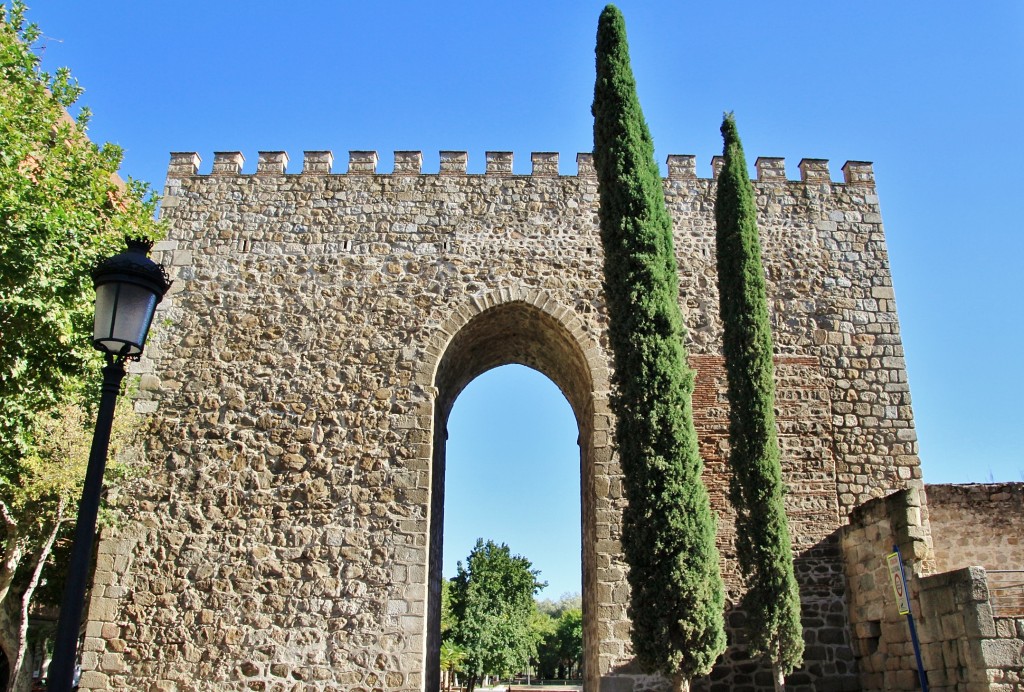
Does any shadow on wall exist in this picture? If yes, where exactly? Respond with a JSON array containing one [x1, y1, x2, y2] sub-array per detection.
[[600, 531, 860, 692]]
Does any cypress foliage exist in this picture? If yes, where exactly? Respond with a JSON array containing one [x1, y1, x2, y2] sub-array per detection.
[[714, 113, 804, 683], [592, 6, 726, 687]]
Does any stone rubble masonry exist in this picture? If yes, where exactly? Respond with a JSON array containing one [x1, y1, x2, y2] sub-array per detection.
[[81, 149, 921, 691], [927, 483, 1024, 573]]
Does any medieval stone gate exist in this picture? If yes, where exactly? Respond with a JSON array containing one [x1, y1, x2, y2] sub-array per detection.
[[78, 149, 921, 692]]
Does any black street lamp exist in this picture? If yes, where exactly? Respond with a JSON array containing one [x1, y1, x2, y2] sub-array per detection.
[[48, 239, 171, 692]]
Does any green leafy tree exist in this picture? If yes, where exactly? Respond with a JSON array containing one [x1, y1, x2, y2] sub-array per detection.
[[534, 594, 583, 680], [0, 3, 161, 689], [450, 539, 546, 692], [439, 639, 467, 692], [552, 607, 583, 679], [528, 608, 557, 680], [591, 5, 726, 690], [714, 113, 804, 690]]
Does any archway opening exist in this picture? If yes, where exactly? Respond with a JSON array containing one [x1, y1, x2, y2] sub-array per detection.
[[426, 300, 598, 692], [443, 365, 581, 602]]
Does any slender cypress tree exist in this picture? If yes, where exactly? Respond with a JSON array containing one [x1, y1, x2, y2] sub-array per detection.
[[714, 113, 804, 690], [592, 6, 726, 689]]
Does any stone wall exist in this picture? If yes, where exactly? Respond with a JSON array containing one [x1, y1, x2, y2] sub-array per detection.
[[842, 487, 1024, 691], [928, 483, 1024, 573], [918, 567, 1024, 690], [80, 149, 922, 691], [841, 487, 933, 691]]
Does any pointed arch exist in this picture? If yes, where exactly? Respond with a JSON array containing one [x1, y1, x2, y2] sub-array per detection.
[[420, 288, 611, 692]]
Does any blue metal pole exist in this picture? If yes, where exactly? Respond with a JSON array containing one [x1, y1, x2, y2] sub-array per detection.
[[893, 545, 929, 692]]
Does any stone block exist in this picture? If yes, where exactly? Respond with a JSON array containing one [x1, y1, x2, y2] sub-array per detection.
[[980, 638, 1024, 668], [485, 151, 513, 176], [531, 151, 559, 176], [211, 151, 243, 175], [666, 154, 696, 180]]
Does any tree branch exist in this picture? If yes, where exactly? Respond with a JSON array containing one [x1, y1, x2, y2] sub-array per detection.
[[12, 497, 67, 684], [0, 500, 25, 606]]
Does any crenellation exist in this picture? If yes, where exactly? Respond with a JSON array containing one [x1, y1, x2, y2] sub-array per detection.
[[711, 155, 724, 179], [393, 150, 422, 175], [577, 152, 595, 177], [531, 151, 559, 176], [485, 151, 513, 176], [302, 150, 334, 174], [167, 151, 201, 177], [755, 156, 786, 181], [211, 151, 244, 175], [348, 150, 378, 174], [799, 158, 831, 183], [166, 150, 880, 187], [438, 150, 467, 175], [256, 151, 288, 175], [843, 160, 875, 186], [666, 154, 696, 180]]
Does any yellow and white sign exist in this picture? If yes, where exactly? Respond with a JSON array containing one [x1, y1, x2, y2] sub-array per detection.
[[887, 551, 911, 615]]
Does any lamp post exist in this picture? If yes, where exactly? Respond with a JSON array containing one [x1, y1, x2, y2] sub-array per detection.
[[48, 239, 171, 692]]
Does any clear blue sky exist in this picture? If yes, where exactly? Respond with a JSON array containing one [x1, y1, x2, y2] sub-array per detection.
[[23, 2, 1023, 598]]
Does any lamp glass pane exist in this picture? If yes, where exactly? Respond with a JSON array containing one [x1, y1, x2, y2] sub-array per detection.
[[93, 282, 158, 356], [93, 282, 118, 344]]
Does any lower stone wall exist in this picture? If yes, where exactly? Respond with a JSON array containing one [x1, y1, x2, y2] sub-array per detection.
[[842, 487, 933, 691], [917, 566, 1024, 691], [842, 487, 1024, 691], [927, 483, 1024, 573]]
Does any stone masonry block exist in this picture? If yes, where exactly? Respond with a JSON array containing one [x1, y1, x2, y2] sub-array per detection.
[[531, 151, 559, 176], [485, 151, 513, 175]]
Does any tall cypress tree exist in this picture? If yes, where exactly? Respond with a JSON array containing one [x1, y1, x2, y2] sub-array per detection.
[[592, 6, 726, 690], [714, 113, 804, 690]]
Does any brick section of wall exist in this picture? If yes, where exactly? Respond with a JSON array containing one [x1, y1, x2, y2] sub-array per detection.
[[80, 152, 921, 691], [687, 355, 856, 691], [927, 483, 1024, 573]]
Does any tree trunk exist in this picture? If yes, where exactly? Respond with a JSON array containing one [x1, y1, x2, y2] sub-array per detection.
[[772, 662, 785, 692], [3, 504, 65, 692], [672, 675, 690, 692]]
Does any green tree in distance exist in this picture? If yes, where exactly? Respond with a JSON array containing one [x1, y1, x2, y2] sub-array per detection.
[[449, 539, 546, 692], [534, 594, 583, 680], [0, 3, 161, 689], [591, 5, 726, 690], [439, 640, 467, 692], [714, 112, 804, 690]]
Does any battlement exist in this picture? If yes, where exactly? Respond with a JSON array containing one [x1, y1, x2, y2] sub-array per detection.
[[166, 150, 875, 186]]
